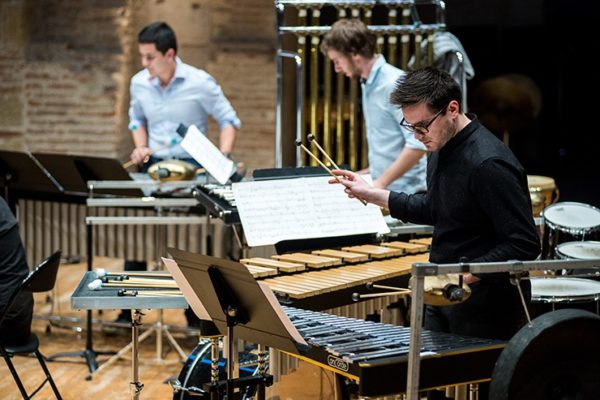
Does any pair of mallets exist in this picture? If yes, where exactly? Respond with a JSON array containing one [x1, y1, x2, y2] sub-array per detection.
[[296, 133, 367, 206]]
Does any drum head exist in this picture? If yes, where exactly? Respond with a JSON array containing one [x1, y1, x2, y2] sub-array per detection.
[[530, 277, 600, 303], [542, 202, 600, 233], [527, 175, 555, 191], [556, 241, 600, 260], [489, 309, 600, 400]]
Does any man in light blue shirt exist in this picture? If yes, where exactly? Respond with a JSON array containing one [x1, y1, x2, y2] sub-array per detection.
[[320, 19, 426, 193], [127, 21, 241, 167], [115, 21, 240, 330]]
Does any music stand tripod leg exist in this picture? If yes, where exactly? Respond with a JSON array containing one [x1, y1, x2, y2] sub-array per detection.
[[47, 224, 115, 375]]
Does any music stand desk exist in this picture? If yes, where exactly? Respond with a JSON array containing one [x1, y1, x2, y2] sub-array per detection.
[[71, 271, 188, 399], [0, 150, 64, 204], [33, 152, 143, 197]]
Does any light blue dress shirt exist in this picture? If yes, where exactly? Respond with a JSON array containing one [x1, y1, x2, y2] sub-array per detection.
[[128, 57, 241, 159], [362, 55, 427, 193]]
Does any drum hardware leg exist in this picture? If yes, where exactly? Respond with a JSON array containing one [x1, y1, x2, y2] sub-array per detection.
[[210, 337, 220, 400], [511, 272, 532, 325], [257, 344, 268, 400], [468, 383, 478, 400]]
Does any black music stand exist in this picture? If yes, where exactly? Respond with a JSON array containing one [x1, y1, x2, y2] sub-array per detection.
[[40, 153, 143, 373], [33, 152, 142, 197], [168, 247, 304, 400], [0, 150, 63, 209]]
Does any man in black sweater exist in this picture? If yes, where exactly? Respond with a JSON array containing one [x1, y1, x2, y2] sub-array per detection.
[[0, 196, 33, 347], [331, 66, 540, 399]]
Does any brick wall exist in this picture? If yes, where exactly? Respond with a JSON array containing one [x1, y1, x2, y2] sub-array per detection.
[[0, 0, 277, 172]]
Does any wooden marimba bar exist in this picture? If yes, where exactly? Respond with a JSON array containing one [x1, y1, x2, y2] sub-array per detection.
[[241, 238, 431, 314]]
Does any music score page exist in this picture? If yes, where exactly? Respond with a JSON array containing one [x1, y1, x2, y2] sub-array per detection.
[[232, 176, 390, 246]]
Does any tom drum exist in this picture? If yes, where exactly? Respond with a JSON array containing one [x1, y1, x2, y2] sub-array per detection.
[[555, 241, 600, 279], [541, 202, 600, 258], [529, 277, 600, 317], [527, 175, 559, 217]]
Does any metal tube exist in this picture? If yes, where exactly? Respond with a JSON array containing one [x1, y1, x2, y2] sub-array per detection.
[[309, 34, 320, 166], [406, 274, 424, 400], [277, 50, 303, 167], [323, 55, 332, 158]]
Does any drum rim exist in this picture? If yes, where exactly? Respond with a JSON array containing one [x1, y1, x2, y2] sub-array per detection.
[[530, 277, 600, 303], [555, 240, 600, 259], [541, 201, 600, 233]]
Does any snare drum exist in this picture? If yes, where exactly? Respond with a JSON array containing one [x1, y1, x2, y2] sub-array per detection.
[[529, 277, 600, 317], [541, 202, 600, 258], [173, 340, 261, 400], [527, 175, 559, 217]]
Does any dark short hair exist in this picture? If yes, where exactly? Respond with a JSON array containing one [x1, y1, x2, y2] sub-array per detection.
[[320, 18, 376, 58], [138, 21, 177, 54], [390, 66, 463, 112]]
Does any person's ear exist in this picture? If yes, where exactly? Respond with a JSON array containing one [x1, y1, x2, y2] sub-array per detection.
[[165, 48, 176, 60], [448, 99, 460, 115]]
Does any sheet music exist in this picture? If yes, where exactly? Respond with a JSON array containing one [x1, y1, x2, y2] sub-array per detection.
[[162, 257, 212, 320], [258, 282, 307, 346], [232, 175, 390, 246], [180, 124, 235, 185]]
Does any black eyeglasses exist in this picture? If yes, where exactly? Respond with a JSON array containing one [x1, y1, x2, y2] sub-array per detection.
[[400, 105, 447, 134]]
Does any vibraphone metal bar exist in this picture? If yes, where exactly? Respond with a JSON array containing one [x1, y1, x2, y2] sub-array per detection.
[[282, 305, 505, 397]]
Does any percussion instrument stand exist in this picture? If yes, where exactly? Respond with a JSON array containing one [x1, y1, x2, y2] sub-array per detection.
[[131, 309, 144, 400]]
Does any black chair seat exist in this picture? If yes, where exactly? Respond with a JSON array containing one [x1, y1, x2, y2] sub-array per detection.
[[4, 333, 39, 354]]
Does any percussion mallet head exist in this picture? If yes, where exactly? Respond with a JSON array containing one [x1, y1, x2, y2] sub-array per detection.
[[443, 284, 466, 302], [365, 282, 374, 290], [307, 133, 315, 142], [118, 289, 138, 297], [351, 292, 361, 302], [295, 139, 303, 147], [94, 268, 107, 279], [88, 279, 103, 291]]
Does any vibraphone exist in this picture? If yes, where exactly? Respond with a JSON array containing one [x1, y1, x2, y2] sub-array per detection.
[[283, 305, 505, 397]]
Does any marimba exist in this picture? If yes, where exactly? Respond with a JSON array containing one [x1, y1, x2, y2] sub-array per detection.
[[239, 239, 431, 311]]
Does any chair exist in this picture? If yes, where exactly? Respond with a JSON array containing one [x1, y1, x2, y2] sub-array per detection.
[[0, 250, 63, 399]]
